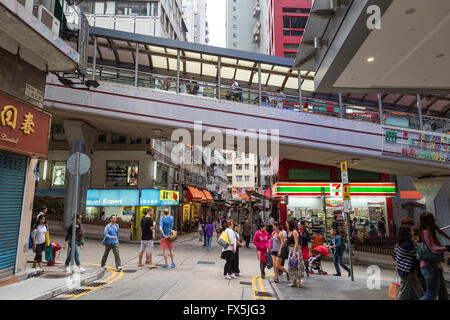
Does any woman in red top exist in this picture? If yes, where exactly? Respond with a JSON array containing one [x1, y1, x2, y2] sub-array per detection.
[[253, 224, 270, 279], [418, 212, 450, 300]]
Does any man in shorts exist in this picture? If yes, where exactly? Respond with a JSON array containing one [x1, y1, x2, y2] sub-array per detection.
[[138, 208, 156, 268], [160, 208, 175, 269]]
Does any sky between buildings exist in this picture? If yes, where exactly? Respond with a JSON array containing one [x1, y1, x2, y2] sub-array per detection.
[[206, 0, 226, 48]]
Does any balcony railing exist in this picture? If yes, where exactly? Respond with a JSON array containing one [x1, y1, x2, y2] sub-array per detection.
[[85, 64, 450, 136]]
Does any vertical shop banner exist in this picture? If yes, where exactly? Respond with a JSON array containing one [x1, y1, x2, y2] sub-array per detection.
[[0, 94, 51, 157], [183, 204, 190, 222]]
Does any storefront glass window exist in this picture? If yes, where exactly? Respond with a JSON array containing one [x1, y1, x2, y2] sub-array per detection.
[[106, 161, 139, 187], [155, 162, 169, 188], [51, 161, 67, 186]]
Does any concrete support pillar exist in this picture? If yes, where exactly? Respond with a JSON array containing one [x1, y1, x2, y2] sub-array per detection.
[[414, 177, 450, 245], [63, 121, 97, 229]]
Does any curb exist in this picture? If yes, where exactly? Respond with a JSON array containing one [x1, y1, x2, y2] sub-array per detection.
[[33, 267, 106, 300], [268, 278, 284, 300]]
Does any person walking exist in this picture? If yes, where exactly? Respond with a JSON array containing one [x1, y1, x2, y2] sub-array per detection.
[[253, 224, 270, 279], [215, 217, 222, 240], [160, 208, 176, 269], [328, 229, 351, 277], [378, 217, 387, 238], [331, 215, 339, 233], [202, 218, 207, 247], [298, 221, 311, 276], [242, 220, 252, 248], [63, 214, 85, 273], [221, 220, 237, 280], [138, 208, 156, 269], [101, 215, 122, 271], [271, 222, 290, 283], [232, 222, 243, 276], [418, 212, 450, 300], [31, 213, 48, 269], [393, 225, 424, 300], [287, 220, 304, 288], [198, 218, 204, 242], [205, 218, 214, 250]]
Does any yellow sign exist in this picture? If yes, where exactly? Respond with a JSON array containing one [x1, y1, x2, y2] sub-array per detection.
[[159, 190, 179, 203], [340, 161, 348, 172], [343, 184, 351, 200], [183, 204, 190, 222], [20, 112, 35, 135], [1, 105, 17, 130]]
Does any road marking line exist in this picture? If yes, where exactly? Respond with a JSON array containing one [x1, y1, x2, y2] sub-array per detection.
[[66, 264, 123, 300], [251, 275, 259, 300]]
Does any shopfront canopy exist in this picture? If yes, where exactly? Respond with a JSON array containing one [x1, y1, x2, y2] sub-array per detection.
[[186, 186, 204, 202], [201, 190, 214, 203]]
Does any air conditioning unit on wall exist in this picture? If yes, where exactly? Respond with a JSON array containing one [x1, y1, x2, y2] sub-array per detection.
[[17, 0, 34, 14], [33, 4, 61, 36]]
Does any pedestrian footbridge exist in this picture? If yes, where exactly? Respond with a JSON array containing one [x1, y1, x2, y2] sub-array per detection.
[[45, 27, 450, 177]]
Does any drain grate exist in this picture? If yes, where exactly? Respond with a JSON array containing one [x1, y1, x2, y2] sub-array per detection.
[[240, 281, 252, 286], [121, 270, 137, 273], [197, 261, 215, 265], [40, 274, 69, 279], [255, 291, 272, 297], [86, 282, 107, 288], [67, 288, 90, 295]]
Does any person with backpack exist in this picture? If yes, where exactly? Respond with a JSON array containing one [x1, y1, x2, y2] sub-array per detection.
[[100, 215, 122, 271], [393, 225, 424, 299], [253, 223, 270, 279], [159, 208, 176, 269], [63, 214, 85, 273], [298, 221, 311, 276], [31, 212, 48, 269], [417, 212, 450, 300]]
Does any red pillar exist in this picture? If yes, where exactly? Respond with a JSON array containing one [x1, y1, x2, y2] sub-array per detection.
[[386, 197, 393, 236], [279, 201, 287, 230]]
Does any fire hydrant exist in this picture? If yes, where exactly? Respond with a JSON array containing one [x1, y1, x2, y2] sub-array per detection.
[[47, 242, 61, 266]]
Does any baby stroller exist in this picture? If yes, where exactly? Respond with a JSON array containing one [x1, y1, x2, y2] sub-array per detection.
[[309, 245, 329, 275]]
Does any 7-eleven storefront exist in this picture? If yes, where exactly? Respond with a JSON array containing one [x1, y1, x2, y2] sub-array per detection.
[[272, 182, 397, 236]]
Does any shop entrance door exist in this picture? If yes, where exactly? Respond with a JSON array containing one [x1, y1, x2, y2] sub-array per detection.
[[0, 153, 27, 277]]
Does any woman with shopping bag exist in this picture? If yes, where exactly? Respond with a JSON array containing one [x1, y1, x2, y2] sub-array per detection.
[[393, 225, 424, 299], [219, 220, 237, 280], [253, 223, 270, 279]]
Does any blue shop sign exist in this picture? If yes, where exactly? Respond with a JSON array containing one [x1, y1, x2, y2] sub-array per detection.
[[86, 189, 139, 206], [140, 189, 180, 206]]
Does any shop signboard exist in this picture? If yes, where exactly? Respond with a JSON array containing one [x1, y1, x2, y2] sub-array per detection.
[[0, 94, 51, 158], [382, 127, 449, 163], [183, 204, 190, 222], [272, 182, 396, 197], [140, 189, 180, 206], [86, 189, 139, 206]]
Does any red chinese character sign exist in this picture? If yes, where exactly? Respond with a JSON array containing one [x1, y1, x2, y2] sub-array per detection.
[[382, 127, 449, 163], [0, 94, 51, 158]]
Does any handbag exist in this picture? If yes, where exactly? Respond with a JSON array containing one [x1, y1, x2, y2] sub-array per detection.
[[264, 252, 273, 269], [45, 245, 53, 262], [45, 231, 50, 247], [217, 230, 230, 248], [416, 242, 444, 263], [168, 230, 177, 241], [288, 251, 300, 269], [388, 282, 400, 299], [28, 234, 33, 249]]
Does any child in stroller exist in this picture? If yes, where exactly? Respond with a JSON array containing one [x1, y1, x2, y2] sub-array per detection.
[[308, 249, 328, 275]]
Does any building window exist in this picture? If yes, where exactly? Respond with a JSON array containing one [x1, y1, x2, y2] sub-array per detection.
[[284, 44, 300, 50], [226, 165, 232, 173], [245, 176, 250, 182], [94, 1, 105, 14], [283, 17, 307, 36], [105, 1, 115, 14], [236, 176, 242, 182], [51, 161, 67, 186], [79, 1, 94, 14], [236, 153, 242, 159], [228, 176, 232, 183], [283, 8, 310, 14], [245, 164, 249, 170], [106, 161, 139, 187], [236, 164, 242, 170], [284, 52, 296, 58]]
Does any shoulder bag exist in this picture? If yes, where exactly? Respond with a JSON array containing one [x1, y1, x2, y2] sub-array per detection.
[[416, 241, 444, 263]]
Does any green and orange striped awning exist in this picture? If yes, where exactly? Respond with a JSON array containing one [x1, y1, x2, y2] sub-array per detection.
[[272, 182, 396, 197]]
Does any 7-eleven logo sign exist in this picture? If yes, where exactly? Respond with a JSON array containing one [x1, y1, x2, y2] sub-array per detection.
[[330, 183, 342, 197]]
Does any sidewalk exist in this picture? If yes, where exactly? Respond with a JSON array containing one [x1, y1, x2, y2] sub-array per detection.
[[0, 232, 197, 300]]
